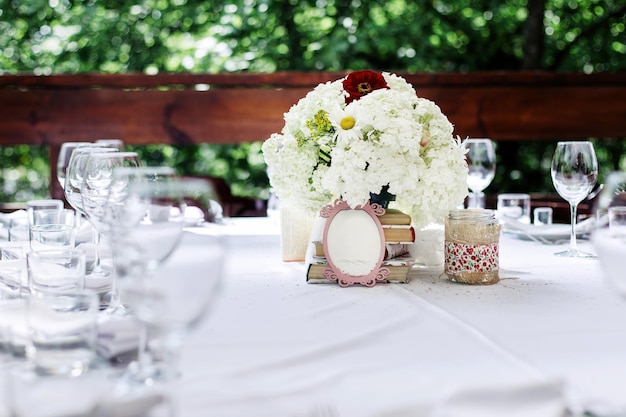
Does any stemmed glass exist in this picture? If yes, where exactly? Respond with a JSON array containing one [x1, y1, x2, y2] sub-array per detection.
[[81, 151, 141, 312], [116, 176, 224, 383], [64, 146, 118, 211], [550, 141, 598, 258], [57, 142, 91, 190], [64, 146, 119, 279], [461, 138, 496, 208], [592, 171, 626, 292], [104, 166, 182, 381]]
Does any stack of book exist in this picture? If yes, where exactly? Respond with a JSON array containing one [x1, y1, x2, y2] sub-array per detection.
[[306, 208, 415, 284]]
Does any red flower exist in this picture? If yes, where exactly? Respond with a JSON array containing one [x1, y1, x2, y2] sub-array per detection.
[[343, 70, 389, 104]]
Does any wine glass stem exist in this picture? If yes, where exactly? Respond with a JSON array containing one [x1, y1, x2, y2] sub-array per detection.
[[569, 202, 578, 251], [468, 191, 484, 209], [158, 329, 183, 381], [92, 227, 102, 273], [137, 324, 153, 376], [108, 273, 122, 311], [136, 325, 182, 382]]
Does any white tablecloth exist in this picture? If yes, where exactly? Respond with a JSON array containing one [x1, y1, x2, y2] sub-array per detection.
[[3, 216, 624, 417], [167, 218, 626, 417]]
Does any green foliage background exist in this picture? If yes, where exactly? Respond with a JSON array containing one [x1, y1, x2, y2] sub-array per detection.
[[0, 0, 624, 202]]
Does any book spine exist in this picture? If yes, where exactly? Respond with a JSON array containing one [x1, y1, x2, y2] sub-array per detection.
[[378, 211, 412, 225], [382, 225, 415, 243], [314, 242, 410, 260], [306, 262, 411, 283], [384, 243, 410, 259]]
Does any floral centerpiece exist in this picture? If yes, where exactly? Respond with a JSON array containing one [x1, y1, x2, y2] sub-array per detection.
[[262, 70, 468, 228]]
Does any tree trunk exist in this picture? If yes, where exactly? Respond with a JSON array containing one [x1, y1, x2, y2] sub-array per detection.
[[522, 0, 546, 70]]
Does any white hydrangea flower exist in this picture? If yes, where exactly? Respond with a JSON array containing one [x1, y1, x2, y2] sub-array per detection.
[[262, 71, 469, 228]]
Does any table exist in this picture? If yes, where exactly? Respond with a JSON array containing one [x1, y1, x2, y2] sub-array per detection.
[[1, 216, 622, 417], [166, 217, 626, 417]]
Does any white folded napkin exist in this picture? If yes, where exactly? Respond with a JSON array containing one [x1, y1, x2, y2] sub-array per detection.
[[500, 216, 595, 236], [97, 315, 141, 359], [75, 221, 94, 244], [94, 389, 171, 417], [0, 210, 27, 241], [0, 210, 27, 228], [429, 379, 566, 417], [3, 365, 167, 417]]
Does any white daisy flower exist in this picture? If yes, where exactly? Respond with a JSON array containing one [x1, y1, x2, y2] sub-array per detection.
[[327, 103, 364, 142]]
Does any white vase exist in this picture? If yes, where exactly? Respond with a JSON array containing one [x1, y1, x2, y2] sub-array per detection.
[[279, 206, 317, 262], [410, 224, 445, 267]]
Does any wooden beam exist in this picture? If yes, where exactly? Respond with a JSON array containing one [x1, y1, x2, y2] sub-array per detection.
[[0, 72, 624, 147]]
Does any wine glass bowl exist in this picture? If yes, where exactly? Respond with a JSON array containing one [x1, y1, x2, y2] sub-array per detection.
[[461, 138, 496, 208], [82, 151, 141, 234], [64, 146, 119, 217], [550, 141, 598, 258]]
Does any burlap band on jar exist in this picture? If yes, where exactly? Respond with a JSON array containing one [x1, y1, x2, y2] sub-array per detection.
[[444, 218, 502, 285]]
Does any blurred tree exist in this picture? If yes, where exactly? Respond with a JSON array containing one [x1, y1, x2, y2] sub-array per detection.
[[0, 0, 624, 202]]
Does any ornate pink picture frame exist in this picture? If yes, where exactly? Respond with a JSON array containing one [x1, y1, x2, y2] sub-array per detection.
[[319, 199, 389, 287]]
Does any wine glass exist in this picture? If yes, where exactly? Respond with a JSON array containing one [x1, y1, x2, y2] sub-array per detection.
[[57, 142, 91, 190], [461, 138, 496, 208], [103, 166, 182, 381], [118, 177, 224, 383], [58, 142, 121, 190], [64, 147, 119, 283], [550, 141, 598, 258], [81, 151, 141, 311], [592, 171, 626, 293], [60, 143, 118, 230], [64, 146, 118, 216]]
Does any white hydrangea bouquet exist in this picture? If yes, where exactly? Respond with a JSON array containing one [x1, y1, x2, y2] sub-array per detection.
[[262, 70, 468, 228]]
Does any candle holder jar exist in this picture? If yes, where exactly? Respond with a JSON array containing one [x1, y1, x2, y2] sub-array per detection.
[[444, 209, 502, 285]]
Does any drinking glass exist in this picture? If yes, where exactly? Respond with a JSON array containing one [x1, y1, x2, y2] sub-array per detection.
[[64, 147, 118, 283], [0, 297, 28, 359], [104, 166, 178, 314], [82, 151, 141, 233], [0, 242, 27, 300], [95, 138, 125, 150], [104, 167, 181, 376], [591, 171, 626, 293], [550, 141, 598, 258], [25, 289, 99, 376], [7, 365, 111, 417], [32, 208, 75, 228], [26, 249, 86, 295], [61, 143, 117, 228], [64, 146, 118, 217], [496, 193, 531, 224], [57, 142, 91, 190], [81, 151, 141, 310], [108, 172, 222, 382], [8, 218, 30, 242], [26, 200, 64, 226], [461, 138, 496, 208], [124, 224, 224, 383], [29, 224, 75, 252]]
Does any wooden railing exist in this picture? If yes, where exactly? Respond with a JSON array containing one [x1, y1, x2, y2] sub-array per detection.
[[1, 71, 625, 217]]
